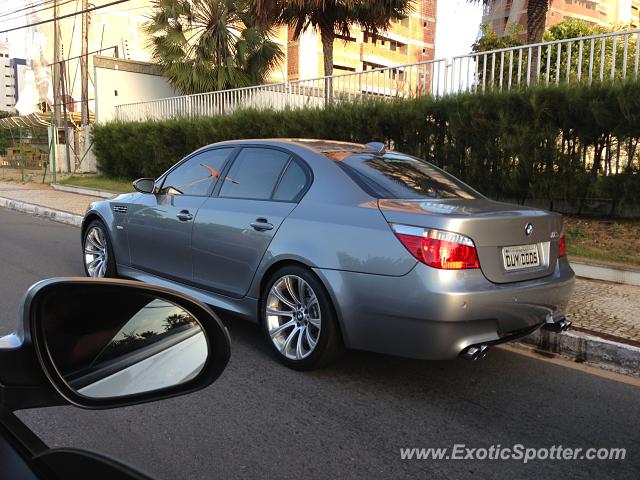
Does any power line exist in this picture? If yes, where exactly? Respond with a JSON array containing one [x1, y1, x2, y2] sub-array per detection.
[[0, 0, 59, 19], [0, 0, 77, 22], [0, 0, 130, 34]]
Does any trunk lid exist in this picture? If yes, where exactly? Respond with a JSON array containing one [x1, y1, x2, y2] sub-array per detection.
[[378, 198, 563, 284]]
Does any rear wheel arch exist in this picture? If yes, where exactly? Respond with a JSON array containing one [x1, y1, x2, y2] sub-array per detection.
[[257, 260, 343, 340], [258, 259, 314, 321]]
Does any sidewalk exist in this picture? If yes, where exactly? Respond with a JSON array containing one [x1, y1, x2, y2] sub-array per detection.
[[0, 181, 102, 217], [1, 181, 639, 366]]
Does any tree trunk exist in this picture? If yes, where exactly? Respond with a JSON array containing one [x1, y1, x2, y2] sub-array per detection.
[[526, 0, 549, 44], [527, 0, 549, 83], [319, 23, 334, 77], [319, 22, 334, 104]]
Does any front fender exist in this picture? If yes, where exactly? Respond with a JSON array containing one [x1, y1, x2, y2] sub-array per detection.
[[82, 198, 131, 267]]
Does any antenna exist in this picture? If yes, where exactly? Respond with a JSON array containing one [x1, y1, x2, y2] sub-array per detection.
[[366, 142, 386, 154]]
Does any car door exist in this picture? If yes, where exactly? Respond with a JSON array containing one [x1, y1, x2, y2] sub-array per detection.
[[192, 146, 311, 298], [127, 147, 235, 283]]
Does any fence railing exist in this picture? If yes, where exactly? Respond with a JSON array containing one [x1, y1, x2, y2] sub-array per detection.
[[114, 28, 640, 122]]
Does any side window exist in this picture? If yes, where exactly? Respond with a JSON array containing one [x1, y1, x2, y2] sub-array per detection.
[[273, 160, 308, 202], [219, 148, 290, 200], [161, 148, 233, 196]]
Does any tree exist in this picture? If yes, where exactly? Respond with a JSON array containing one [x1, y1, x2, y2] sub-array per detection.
[[468, 0, 550, 44], [254, 1, 413, 77], [145, 0, 284, 94]]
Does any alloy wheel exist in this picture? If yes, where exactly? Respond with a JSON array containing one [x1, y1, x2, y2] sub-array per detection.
[[265, 275, 321, 360], [84, 226, 109, 278]]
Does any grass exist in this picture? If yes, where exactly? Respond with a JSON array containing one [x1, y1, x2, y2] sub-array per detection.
[[564, 216, 640, 268], [60, 175, 133, 193]]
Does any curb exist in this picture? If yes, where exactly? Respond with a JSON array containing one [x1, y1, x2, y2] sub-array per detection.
[[0, 196, 82, 227], [571, 261, 640, 287], [518, 328, 640, 378], [51, 183, 117, 199]]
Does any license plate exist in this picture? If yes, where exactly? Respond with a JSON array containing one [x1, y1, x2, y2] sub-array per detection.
[[502, 244, 540, 271]]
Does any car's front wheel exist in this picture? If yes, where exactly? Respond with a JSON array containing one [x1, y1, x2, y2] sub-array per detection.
[[82, 220, 116, 278], [262, 266, 342, 370]]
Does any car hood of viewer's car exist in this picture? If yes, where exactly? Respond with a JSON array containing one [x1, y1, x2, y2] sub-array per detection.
[[377, 198, 564, 284]]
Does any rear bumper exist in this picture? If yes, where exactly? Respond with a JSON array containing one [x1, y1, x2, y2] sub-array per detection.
[[313, 257, 575, 360]]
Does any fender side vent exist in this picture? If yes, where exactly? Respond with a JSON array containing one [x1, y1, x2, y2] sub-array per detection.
[[113, 205, 127, 214]]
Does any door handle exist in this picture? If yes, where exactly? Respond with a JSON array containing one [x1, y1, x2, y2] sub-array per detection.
[[176, 210, 194, 221], [250, 218, 274, 231]]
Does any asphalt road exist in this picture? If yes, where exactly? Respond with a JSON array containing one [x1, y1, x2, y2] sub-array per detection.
[[0, 207, 638, 480]]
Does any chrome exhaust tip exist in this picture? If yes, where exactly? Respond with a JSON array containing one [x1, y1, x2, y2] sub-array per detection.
[[460, 344, 490, 361]]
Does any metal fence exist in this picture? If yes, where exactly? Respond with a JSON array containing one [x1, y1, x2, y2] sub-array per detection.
[[115, 28, 640, 122]]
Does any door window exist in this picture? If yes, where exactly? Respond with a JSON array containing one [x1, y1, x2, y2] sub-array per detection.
[[161, 148, 233, 196], [219, 148, 290, 200], [273, 160, 308, 202]]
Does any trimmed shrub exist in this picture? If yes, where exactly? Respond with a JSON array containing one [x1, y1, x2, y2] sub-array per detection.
[[93, 82, 640, 217]]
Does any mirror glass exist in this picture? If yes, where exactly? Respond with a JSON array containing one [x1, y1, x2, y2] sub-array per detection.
[[39, 287, 208, 399]]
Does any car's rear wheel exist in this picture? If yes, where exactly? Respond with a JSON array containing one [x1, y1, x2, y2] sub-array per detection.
[[83, 220, 116, 278], [262, 266, 342, 370]]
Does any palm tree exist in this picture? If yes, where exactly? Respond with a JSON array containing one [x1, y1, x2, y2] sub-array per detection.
[[253, 1, 413, 77], [145, 0, 284, 94]]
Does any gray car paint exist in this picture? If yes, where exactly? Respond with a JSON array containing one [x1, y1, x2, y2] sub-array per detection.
[[83, 139, 575, 360]]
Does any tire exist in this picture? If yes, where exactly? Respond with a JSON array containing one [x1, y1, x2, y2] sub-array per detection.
[[82, 220, 117, 278], [261, 265, 342, 370]]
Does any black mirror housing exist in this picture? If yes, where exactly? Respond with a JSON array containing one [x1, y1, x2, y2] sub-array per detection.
[[0, 278, 230, 411], [132, 178, 156, 194]]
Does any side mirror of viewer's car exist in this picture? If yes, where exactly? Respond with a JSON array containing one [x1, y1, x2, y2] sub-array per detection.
[[0, 278, 230, 479], [0, 278, 230, 410], [132, 178, 156, 194]]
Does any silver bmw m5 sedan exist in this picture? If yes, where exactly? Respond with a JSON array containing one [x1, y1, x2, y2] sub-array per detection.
[[82, 139, 575, 369]]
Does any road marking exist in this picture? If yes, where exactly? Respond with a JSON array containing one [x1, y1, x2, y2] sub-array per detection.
[[499, 344, 640, 388]]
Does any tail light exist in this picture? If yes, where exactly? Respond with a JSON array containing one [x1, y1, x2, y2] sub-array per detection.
[[558, 235, 567, 257], [391, 224, 480, 270]]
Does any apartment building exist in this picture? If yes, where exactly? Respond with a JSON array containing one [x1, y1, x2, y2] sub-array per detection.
[[284, 0, 437, 81], [0, 43, 16, 113], [483, 0, 640, 37]]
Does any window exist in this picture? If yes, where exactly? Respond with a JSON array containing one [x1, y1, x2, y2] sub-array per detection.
[[335, 152, 481, 200], [161, 148, 233, 196], [273, 160, 307, 202], [219, 147, 290, 200]]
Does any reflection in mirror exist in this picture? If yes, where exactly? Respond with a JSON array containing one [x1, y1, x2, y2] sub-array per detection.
[[40, 288, 208, 399]]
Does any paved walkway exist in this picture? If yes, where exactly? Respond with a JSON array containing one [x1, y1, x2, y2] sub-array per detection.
[[1, 181, 638, 344], [568, 279, 640, 343], [0, 182, 100, 216]]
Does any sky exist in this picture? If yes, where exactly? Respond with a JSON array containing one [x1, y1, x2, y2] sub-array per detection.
[[435, 0, 484, 59]]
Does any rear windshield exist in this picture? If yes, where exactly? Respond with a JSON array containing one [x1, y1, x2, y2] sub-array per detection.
[[335, 152, 481, 200]]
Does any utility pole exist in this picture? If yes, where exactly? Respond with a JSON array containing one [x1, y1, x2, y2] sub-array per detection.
[[80, 0, 89, 126], [53, 0, 61, 125]]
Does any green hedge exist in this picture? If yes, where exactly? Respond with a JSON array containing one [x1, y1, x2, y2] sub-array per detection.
[[93, 83, 640, 216]]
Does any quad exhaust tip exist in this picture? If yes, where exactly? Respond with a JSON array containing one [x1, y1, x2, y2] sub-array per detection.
[[460, 344, 490, 361]]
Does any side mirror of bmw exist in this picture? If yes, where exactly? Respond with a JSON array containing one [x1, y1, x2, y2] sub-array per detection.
[[0, 278, 230, 479], [132, 178, 156, 194]]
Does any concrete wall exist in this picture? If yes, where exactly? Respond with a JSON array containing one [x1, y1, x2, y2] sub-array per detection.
[[94, 56, 176, 123]]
